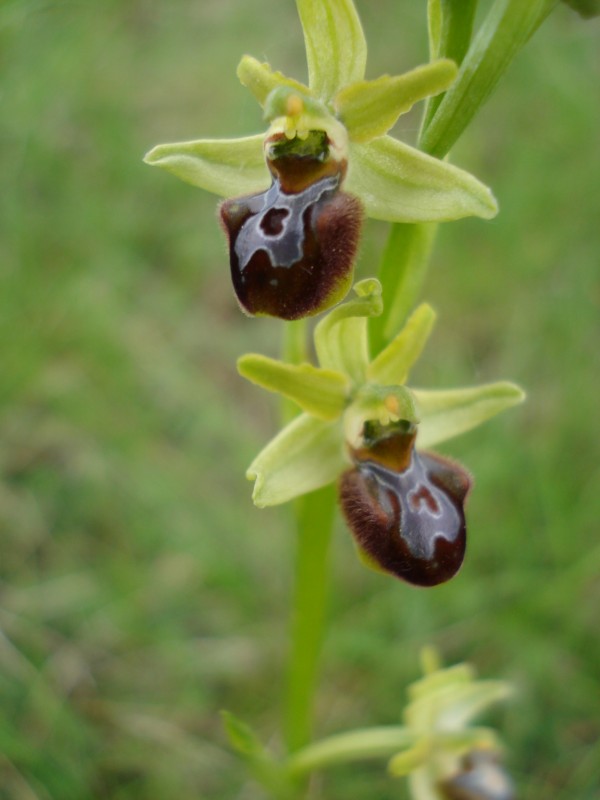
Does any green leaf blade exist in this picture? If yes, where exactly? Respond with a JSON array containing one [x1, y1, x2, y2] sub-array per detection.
[[420, 0, 558, 158]]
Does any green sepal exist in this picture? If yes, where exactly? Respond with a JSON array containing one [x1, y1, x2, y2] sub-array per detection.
[[288, 725, 415, 776], [237, 354, 350, 421], [367, 303, 437, 386], [434, 682, 514, 730], [237, 55, 310, 107], [314, 278, 383, 384], [247, 414, 346, 507], [296, 0, 367, 100], [347, 136, 498, 222], [412, 381, 525, 448], [143, 134, 269, 196], [335, 60, 458, 144]]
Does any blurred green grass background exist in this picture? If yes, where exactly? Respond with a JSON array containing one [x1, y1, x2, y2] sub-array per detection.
[[0, 1, 599, 798]]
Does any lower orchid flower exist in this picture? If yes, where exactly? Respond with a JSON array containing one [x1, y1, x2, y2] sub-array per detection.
[[238, 279, 524, 587]]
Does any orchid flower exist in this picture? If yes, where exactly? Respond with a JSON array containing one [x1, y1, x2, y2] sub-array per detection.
[[238, 280, 524, 585], [144, 0, 497, 319]]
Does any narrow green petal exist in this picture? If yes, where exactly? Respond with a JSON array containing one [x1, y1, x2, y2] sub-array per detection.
[[143, 135, 269, 196], [247, 415, 346, 507], [413, 382, 525, 449], [335, 60, 458, 144], [347, 136, 498, 222], [367, 303, 437, 386], [237, 354, 349, 421], [237, 55, 310, 107], [314, 279, 383, 384], [296, 0, 367, 99]]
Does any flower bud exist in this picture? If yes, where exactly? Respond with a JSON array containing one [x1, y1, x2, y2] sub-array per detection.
[[339, 422, 471, 587], [220, 128, 363, 320]]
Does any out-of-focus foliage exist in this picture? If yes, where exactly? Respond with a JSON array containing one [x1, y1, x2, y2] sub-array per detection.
[[0, 1, 598, 798]]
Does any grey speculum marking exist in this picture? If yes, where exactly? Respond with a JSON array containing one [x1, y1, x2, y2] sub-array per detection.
[[234, 174, 340, 271], [362, 453, 462, 561]]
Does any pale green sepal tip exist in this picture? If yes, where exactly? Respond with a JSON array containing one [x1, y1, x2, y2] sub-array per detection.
[[413, 381, 526, 449], [237, 354, 349, 421], [314, 279, 383, 384], [237, 55, 310, 107], [296, 0, 367, 100], [335, 60, 458, 144], [347, 136, 498, 222], [143, 134, 269, 197], [247, 414, 347, 507], [368, 303, 437, 386]]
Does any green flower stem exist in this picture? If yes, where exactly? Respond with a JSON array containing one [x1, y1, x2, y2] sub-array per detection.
[[281, 319, 309, 423], [284, 484, 337, 754], [374, 0, 559, 353], [371, 223, 437, 353], [287, 726, 414, 776]]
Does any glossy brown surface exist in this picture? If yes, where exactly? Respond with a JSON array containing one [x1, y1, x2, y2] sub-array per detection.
[[219, 146, 363, 320], [339, 429, 471, 587]]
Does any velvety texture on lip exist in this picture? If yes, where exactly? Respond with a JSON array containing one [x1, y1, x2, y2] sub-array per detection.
[[339, 428, 472, 587], [220, 149, 363, 320]]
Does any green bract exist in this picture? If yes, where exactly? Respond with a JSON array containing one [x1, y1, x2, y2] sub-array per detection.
[[238, 279, 524, 508], [144, 0, 498, 225]]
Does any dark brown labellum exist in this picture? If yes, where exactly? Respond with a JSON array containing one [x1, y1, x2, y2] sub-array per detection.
[[439, 750, 515, 800], [339, 426, 471, 587], [219, 146, 363, 320]]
